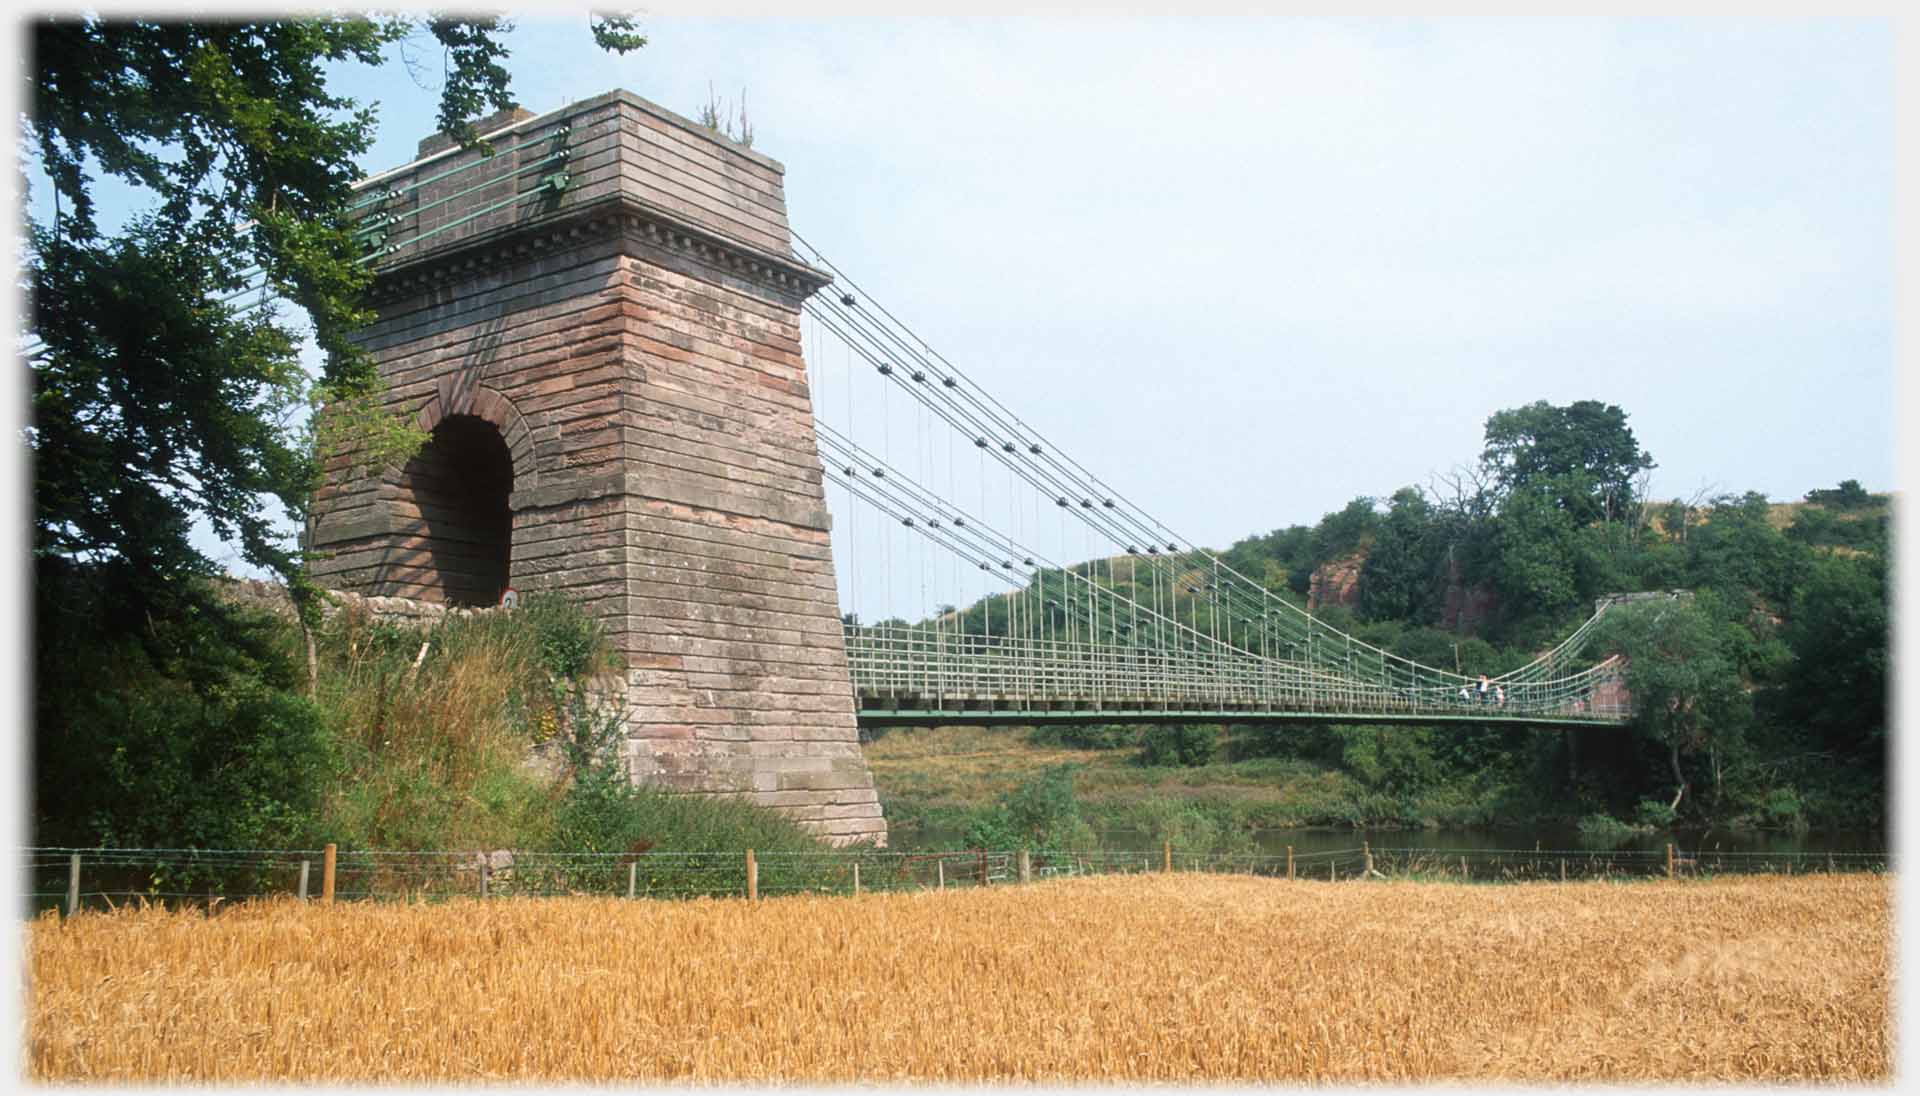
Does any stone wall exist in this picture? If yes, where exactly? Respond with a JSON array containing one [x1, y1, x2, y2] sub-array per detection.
[[307, 90, 885, 845]]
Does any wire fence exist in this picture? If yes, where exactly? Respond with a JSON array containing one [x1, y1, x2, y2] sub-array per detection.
[[21, 843, 1892, 917]]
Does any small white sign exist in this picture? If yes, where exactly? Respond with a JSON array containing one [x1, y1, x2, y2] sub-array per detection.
[[500, 587, 519, 609]]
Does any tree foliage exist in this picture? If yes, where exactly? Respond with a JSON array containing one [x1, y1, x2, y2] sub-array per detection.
[[1805, 478, 1873, 511], [933, 398, 1887, 831], [28, 18, 410, 598], [1137, 724, 1219, 767], [26, 13, 649, 849], [1590, 598, 1751, 811], [1775, 555, 1887, 760], [1358, 487, 1443, 623], [26, 13, 644, 602], [1480, 399, 1655, 524]]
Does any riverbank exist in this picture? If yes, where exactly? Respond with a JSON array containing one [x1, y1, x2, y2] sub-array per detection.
[[863, 723, 1884, 850]]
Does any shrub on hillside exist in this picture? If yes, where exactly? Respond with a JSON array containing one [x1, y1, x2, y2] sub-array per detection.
[[1137, 725, 1218, 767]]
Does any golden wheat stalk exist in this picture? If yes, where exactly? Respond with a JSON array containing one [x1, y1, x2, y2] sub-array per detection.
[[27, 873, 1889, 1083]]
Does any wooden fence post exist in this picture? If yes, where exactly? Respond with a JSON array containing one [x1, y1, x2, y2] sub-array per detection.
[[1018, 849, 1031, 884], [1460, 856, 1468, 880], [322, 843, 337, 904], [979, 848, 989, 886], [937, 859, 945, 890], [1560, 859, 1567, 883], [66, 853, 80, 918], [853, 863, 861, 896], [746, 849, 757, 900], [1163, 840, 1172, 873], [1329, 859, 1335, 883], [1666, 843, 1675, 880], [628, 861, 637, 899], [299, 860, 311, 901], [1363, 841, 1373, 876], [479, 857, 490, 899], [1287, 846, 1294, 881]]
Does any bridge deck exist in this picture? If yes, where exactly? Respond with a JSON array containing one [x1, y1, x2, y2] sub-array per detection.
[[854, 698, 1624, 730]]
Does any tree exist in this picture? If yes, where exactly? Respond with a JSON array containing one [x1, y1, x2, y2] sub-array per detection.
[[962, 765, 1097, 851], [1591, 598, 1750, 814], [29, 19, 403, 606], [1490, 487, 1581, 616], [1775, 555, 1887, 761], [1683, 492, 1801, 610], [1480, 400, 1655, 524], [1358, 487, 1443, 623], [1308, 497, 1380, 564], [27, 14, 644, 611], [26, 13, 646, 847], [1806, 479, 1873, 511]]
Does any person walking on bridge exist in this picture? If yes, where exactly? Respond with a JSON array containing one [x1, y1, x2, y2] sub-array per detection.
[[1476, 674, 1491, 705]]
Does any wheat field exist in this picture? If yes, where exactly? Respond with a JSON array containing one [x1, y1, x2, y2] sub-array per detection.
[[26, 872, 1889, 1083]]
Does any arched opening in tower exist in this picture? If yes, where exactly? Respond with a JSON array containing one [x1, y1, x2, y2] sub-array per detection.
[[401, 414, 514, 607]]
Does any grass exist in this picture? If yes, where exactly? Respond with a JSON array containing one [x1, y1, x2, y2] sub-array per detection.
[[865, 724, 1488, 838], [27, 872, 1887, 1083], [288, 593, 834, 855]]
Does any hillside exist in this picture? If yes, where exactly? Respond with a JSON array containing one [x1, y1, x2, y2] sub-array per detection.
[[864, 472, 1890, 845]]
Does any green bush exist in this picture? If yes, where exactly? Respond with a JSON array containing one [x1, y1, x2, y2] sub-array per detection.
[[1137, 725, 1219, 767], [1575, 812, 1643, 847], [1758, 787, 1809, 831], [960, 804, 1021, 851], [1117, 797, 1253, 858], [1632, 799, 1678, 830], [954, 765, 1097, 851], [538, 760, 836, 894], [547, 766, 823, 857], [518, 593, 619, 679], [1334, 726, 1442, 794], [34, 568, 332, 856]]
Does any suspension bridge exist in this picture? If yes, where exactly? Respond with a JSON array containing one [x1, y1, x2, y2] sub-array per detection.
[[785, 239, 1628, 731], [212, 92, 1632, 838]]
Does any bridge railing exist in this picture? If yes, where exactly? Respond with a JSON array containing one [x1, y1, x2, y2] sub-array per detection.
[[843, 625, 1629, 720]]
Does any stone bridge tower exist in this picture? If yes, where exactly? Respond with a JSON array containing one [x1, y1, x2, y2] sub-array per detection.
[[307, 90, 885, 844]]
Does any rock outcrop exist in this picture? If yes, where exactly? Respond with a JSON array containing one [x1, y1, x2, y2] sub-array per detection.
[[1307, 552, 1366, 612]]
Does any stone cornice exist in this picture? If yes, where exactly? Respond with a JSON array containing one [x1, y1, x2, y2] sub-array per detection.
[[365, 192, 833, 307]]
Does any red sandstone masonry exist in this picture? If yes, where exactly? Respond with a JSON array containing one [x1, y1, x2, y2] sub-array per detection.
[[309, 90, 884, 844]]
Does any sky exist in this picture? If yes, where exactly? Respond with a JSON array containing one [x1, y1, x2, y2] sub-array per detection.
[[275, 14, 1898, 620]]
